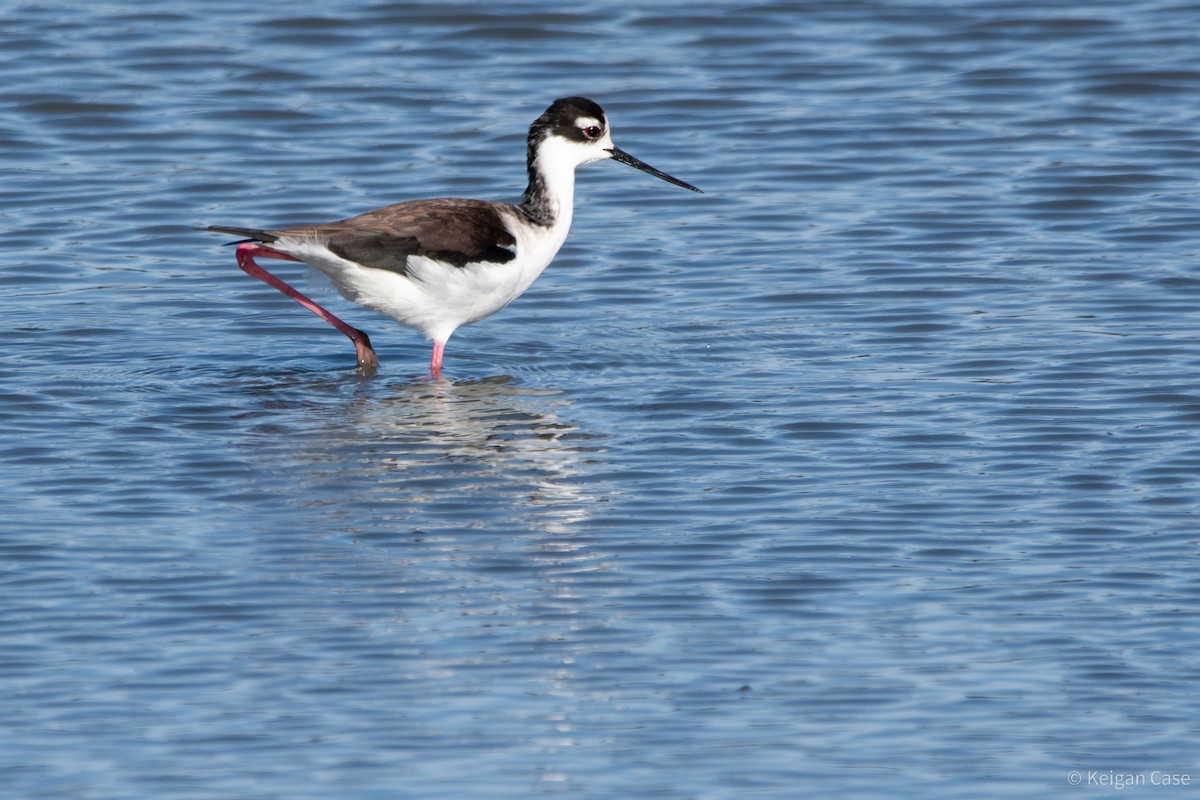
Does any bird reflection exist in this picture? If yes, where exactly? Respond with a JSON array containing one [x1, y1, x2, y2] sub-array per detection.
[[240, 372, 621, 728], [362, 376, 599, 533], [248, 372, 604, 538]]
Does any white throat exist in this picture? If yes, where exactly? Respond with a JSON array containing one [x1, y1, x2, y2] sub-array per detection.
[[529, 135, 587, 228]]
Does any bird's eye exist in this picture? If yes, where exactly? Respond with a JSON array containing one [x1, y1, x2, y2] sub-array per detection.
[[582, 125, 602, 139]]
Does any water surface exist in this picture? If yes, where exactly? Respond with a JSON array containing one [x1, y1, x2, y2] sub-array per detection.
[[3, 1, 1200, 797]]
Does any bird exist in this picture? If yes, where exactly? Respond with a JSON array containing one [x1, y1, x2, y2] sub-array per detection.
[[203, 96, 702, 376]]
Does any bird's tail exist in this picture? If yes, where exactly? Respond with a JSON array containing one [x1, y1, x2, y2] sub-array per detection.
[[198, 225, 280, 246]]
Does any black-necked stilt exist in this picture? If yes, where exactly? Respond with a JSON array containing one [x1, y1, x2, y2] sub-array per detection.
[[203, 96, 701, 376]]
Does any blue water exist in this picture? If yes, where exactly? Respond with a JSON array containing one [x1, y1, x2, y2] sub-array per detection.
[[3, 1, 1200, 797]]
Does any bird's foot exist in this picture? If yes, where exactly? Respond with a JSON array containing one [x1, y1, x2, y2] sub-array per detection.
[[353, 333, 379, 377]]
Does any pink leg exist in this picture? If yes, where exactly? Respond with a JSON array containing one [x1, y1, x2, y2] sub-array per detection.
[[235, 242, 379, 375], [430, 340, 446, 376]]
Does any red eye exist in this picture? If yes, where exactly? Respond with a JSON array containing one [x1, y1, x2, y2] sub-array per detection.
[[583, 126, 602, 139]]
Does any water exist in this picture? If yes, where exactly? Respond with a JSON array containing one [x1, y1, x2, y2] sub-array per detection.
[[3, 1, 1199, 797]]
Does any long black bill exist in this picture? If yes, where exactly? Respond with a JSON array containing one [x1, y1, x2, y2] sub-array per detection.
[[607, 147, 703, 193]]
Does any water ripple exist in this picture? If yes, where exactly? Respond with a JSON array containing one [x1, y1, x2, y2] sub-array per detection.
[[3, 1, 1200, 798]]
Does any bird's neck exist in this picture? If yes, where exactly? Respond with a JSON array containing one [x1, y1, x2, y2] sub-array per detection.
[[519, 137, 577, 230]]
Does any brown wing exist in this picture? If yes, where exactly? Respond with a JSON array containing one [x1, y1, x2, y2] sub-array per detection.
[[295, 198, 518, 275], [205, 198, 518, 276]]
